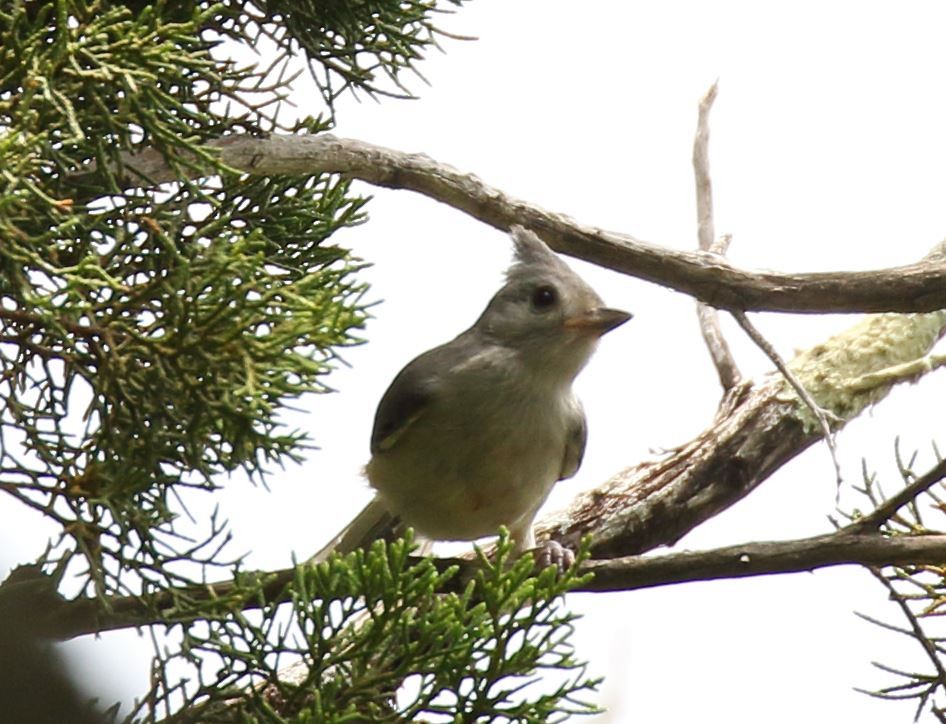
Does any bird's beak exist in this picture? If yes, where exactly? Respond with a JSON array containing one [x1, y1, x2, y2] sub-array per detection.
[[564, 307, 632, 336]]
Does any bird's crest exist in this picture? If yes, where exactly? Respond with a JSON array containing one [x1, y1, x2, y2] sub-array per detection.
[[507, 226, 572, 280]]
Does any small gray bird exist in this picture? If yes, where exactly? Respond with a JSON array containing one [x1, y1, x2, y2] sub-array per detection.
[[314, 226, 630, 566]]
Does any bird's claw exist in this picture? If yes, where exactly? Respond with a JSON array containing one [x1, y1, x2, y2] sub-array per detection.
[[534, 540, 576, 571]]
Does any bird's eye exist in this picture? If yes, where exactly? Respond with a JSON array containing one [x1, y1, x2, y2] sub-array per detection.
[[530, 284, 558, 311]]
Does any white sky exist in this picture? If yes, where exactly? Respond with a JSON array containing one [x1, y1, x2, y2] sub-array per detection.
[[10, 1, 946, 721]]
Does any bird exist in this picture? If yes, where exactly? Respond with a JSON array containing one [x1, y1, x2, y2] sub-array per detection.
[[313, 225, 630, 567]]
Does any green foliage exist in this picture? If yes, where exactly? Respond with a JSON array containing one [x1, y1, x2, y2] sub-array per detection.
[[143, 534, 600, 723], [0, 3, 603, 723], [0, 0, 371, 596], [255, 0, 469, 110]]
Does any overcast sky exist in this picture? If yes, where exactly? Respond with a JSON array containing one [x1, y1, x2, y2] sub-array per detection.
[[21, 2, 946, 721]]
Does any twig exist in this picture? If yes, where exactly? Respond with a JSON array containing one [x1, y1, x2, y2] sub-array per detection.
[[692, 80, 740, 390], [847, 457, 946, 534], [693, 81, 719, 251], [731, 309, 843, 486], [0, 307, 107, 340], [868, 567, 946, 719], [846, 352, 946, 393], [694, 82, 719, 251], [71, 133, 946, 314], [697, 301, 740, 390]]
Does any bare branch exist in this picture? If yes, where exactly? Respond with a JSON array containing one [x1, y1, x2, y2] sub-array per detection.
[[731, 308, 843, 486], [77, 133, 946, 315], [29, 529, 946, 641], [847, 458, 946, 534], [694, 81, 719, 252], [696, 264, 741, 388], [692, 81, 741, 390], [868, 567, 946, 718], [696, 313, 742, 396], [18, 428, 946, 643], [584, 533, 946, 592]]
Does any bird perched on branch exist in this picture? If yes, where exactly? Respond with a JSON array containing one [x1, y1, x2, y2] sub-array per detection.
[[314, 226, 630, 567]]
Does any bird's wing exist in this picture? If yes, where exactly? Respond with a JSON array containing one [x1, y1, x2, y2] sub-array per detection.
[[559, 401, 587, 480], [370, 333, 484, 454], [369, 347, 444, 454]]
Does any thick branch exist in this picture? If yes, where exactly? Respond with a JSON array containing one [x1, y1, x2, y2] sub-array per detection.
[[540, 307, 946, 558], [83, 133, 946, 314]]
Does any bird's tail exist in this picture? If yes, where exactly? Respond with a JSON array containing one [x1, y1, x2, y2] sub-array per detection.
[[309, 497, 402, 564]]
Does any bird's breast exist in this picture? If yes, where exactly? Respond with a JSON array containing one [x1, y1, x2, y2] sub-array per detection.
[[366, 373, 573, 541]]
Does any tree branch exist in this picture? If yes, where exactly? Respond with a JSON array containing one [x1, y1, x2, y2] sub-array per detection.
[[48, 133, 946, 649], [692, 81, 741, 390], [697, 236, 741, 391], [28, 528, 946, 640], [540, 304, 946, 558], [846, 457, 946, 533], [585, 532, 946, 591], [731, 308, 843, 486], [0, 306, 107, 340], [75, 133, 946, 314], [694, 82, 719, 253], [865, 566, 946, 711]]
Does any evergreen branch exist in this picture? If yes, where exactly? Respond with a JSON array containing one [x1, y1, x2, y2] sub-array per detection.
[[84, 132, 946, 314], [249, 0, 470, 111], [0, 306, 109, 340], [145, 535, 599, 722], [0, 3, 374, 598]]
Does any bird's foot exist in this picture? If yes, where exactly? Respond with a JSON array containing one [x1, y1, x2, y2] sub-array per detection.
[[534, 540, 576, 571]]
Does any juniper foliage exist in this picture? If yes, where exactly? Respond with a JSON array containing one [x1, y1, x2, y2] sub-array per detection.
[[0, 2, 602, 721], [142, 535, 600, 723]]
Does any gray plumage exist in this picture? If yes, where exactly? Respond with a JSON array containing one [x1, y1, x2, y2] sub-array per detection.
[[313, 226, 629, 563]]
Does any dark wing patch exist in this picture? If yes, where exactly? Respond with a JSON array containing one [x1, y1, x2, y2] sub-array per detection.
[[559, 405, 587, 480], [370, 351, 440, 454]]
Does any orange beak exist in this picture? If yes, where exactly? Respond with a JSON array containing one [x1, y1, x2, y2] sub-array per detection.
[[564, 308, 632, 336]]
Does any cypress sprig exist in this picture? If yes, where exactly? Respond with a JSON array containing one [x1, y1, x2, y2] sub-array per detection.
[[0, 2, 369, 595], [146, 534, 601, 723]]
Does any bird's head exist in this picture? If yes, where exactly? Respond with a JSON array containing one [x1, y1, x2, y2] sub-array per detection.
[[475, 226, 631, 381]]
